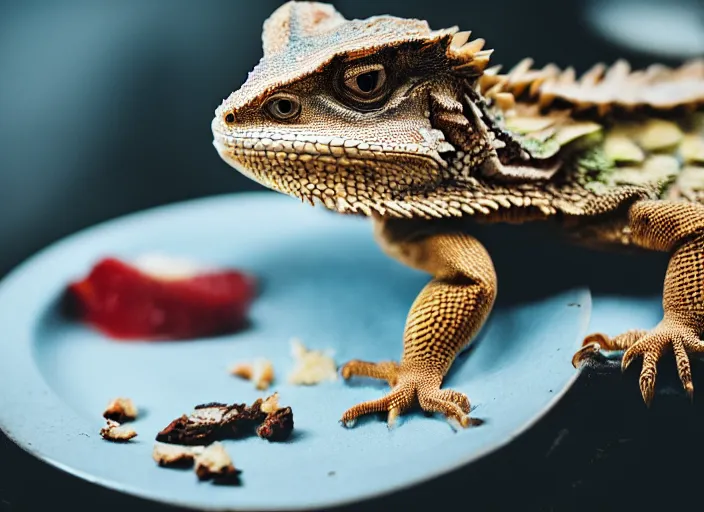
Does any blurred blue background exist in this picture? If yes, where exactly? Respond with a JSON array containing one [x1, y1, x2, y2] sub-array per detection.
[[1, 0, 702, 278]]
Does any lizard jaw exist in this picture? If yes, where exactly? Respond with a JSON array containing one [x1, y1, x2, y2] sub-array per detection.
[[210, 120, 448, 216], [212, 137, 266, 188]]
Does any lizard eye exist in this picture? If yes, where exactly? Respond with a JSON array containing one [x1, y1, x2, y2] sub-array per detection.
[[341, 64, 388, 105], [265, 94, 301, 121]]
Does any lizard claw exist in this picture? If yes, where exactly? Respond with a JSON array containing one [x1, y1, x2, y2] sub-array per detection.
[[340, 359, 471, 429], [572, 320, 704, 405]]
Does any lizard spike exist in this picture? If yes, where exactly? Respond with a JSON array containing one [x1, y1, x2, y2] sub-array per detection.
[[558, 66, 577, 85], [508, 58, 534, 80], [461, 37, 486, 54], [528, 75, 549, 97], [478, 73, 506, 93], [493, 92, 516, 111], [471, 51, 494, 72], [604, 59, 631, 82], [450, 30, 472, 49], [676, 58, 704, 78], [580, 63, 606, 86], [644, 63, 671, 80], [485, 82, 506, 99]]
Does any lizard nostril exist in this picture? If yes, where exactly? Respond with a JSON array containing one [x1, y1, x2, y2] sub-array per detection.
[[225, 112, 235, 124]]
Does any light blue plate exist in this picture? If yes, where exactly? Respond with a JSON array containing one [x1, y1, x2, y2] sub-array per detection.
[[0, 192, 592, 511]]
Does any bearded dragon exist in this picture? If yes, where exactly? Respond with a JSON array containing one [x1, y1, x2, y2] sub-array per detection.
[[211, 1, 704, 429]]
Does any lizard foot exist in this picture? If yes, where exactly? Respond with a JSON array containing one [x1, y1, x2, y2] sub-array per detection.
[[572, 317, 704, 405], [339, 360, 471, 429]]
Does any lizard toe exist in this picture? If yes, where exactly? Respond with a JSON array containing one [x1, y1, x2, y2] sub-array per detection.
[[340, 363, 473, 429], [340, 382, 415, 428], [621, 323, 704, 405], [340, 359, 400, 387], [572, 330, 649, 368], [417, 387, 471, 429]]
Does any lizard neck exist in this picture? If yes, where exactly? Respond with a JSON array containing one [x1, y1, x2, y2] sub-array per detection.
[[429, 78, 570, 187]]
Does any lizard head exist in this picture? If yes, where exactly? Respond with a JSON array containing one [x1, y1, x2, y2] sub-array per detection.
[[211, 1, 493, 216]]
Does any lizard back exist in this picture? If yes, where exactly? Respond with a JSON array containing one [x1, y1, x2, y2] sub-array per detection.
[[211, 1, 704, 229]]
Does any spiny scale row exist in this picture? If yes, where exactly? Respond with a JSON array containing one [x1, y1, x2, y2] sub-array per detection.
[[478, 58, 704, 115], [447, 29, 494, 77]]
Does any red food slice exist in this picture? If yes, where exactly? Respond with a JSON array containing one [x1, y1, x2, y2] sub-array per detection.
[[64, 256, 256, 340]]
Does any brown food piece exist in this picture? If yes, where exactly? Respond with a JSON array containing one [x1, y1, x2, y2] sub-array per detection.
[[100, 420, 137, 442], [152, 443, 204, 468], [230, 359, 275, 390], [103, 397, 138, 423], [256, 406, 294, 442], [155, 394, 293, 445], [155, 403, 244, 445], [194, 442, 240, 483]]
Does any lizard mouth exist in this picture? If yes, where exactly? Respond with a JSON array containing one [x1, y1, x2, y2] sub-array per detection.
[[212, 130, 446, 164], [210, 120, 448, 216]]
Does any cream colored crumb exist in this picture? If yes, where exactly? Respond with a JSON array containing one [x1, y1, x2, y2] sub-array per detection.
[[260, 392, 281, 414], [152, 443, 204, 467], [194, 442, 238, 480], [287, 338, 338, 385], [100, 420, 137, 442], [103, 397, 138, 422], [230, 358, 275, 390]]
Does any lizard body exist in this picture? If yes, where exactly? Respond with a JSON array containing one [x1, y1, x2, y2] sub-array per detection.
[[211, 1, 704, 427]]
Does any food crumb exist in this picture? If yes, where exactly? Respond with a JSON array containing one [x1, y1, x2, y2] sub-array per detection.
[[260, 392, 280, 414], [230, 358, 275, 390], [256, 406, 294, 442], [153, 443, 204, 468], [194, 442, 240, 482], [100, 420, 137, 442], [103, 397, 138, 423], [287, 338, 338, 385], [155, 393, 294, 445]]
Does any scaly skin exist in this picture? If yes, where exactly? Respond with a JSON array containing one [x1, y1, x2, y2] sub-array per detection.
[[340, 218, 496, 427], [573, 201, 704, 404], [211, 1, 704, 428]]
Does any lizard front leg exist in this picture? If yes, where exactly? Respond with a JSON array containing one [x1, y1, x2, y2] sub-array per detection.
[[340, 219, 497, 429], [573, 200, 704, 404]]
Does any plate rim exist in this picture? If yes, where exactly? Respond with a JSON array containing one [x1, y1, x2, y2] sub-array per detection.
[[0, 191, 589, 511]]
